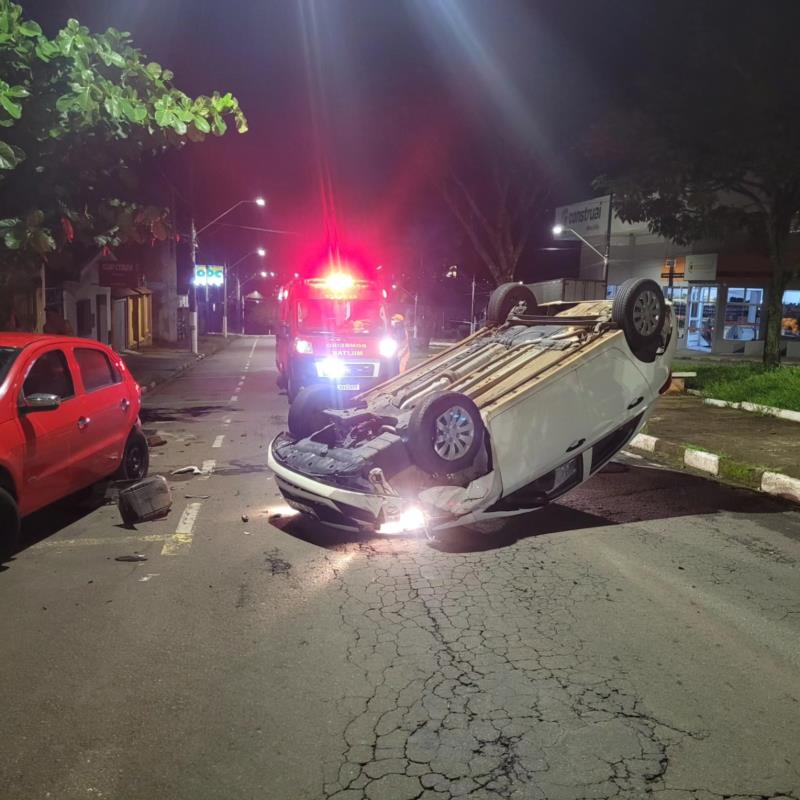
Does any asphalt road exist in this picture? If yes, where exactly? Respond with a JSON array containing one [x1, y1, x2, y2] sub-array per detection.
[[1, 336, 798, 800]]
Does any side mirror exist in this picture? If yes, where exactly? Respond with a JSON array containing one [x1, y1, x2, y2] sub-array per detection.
[[20, 393, 61, 413]]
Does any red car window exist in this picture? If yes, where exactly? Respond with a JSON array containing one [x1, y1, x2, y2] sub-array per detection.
[[22, 350, 75, 399], [74, 347, 120, 392]]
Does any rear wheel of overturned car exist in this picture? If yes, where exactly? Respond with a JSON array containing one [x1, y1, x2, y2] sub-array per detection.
[[486, 283, 539, 327], [115, 429, 150, 481], [0, 487, 20, 561], [407, 391, 484, 474], [288, 384, 339, 440], [612, 278, 666, 356]]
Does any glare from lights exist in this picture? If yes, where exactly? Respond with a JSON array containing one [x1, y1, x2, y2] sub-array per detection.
[[379, 337, 399, 359], [382, 288, 388, 299], [324, 273, 355, 293], [552, 224, 564, 236], [378, 506, 427, 535], [255, 197, 266, 207], [260, 271, 268, 278], [295, 339, 313, 354], [257, 247, 267, 257], [316, 357, 347, 379]]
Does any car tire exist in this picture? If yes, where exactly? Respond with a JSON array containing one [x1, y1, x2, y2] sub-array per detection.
[[486, 283, 538, 326], [0, 487, 20, 560], [612, 278, 666, 354], [407, 391, 484, 475], [287, 373, 301, 403], [288, 384, 338, 439], [115, 429, 150, 481]]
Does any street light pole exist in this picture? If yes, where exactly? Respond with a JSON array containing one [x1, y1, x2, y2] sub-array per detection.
[[470, 273, 477, 334], [222, 260, 228, 338], [552, 224, 608, 283]]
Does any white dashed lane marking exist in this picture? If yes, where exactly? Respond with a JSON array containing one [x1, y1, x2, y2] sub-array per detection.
[[200, 459, 215, 480], [230, 395, 238, 403], [212, 435, 224, 449], [161, 503, 202, 556]]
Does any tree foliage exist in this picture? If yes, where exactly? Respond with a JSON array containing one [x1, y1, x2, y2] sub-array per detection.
[[0, 0, 247, 273], [589, 0, 800, 367]]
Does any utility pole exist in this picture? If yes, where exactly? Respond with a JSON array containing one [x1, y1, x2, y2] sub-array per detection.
[[189, 219, 199, 354], [603, 193, 613, 287], [222, 261, 228, 338], [470, 273, 476, 334]]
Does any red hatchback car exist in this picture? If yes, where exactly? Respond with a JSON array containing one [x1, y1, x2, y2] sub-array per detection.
[[0, 334, 149, 555]]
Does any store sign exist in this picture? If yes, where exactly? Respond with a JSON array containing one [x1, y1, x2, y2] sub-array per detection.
[[554, 195, 611, 238], [99, 262, 142, 288], [685, 253, 717, 282], [194, 265, 224, 287]]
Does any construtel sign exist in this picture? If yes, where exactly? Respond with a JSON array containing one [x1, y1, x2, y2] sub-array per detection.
[[554, 195, 611, 238]]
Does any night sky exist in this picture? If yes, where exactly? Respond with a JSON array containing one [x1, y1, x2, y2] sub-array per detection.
[[20, 0, 769, 287]]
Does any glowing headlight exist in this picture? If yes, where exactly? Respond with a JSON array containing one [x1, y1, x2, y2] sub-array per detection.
[[316, 357, 347, 379], [379, 336, 398, 358], [379, 506, 426, 535], [295, 339, 313, 354]]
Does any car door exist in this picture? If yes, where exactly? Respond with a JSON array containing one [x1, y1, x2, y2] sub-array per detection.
[[15, 347, 83, 514], [71, 346, 131, 482]]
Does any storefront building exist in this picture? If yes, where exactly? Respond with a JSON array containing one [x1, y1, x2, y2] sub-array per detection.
[[556, 196, 800, 358]]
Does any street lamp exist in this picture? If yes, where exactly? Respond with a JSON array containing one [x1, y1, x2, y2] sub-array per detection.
[[552, 223, 610, 285], [190, 196, 266, 353]]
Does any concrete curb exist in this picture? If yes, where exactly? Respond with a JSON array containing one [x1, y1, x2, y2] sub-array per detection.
[[627, 433, 800, 505], [138, 337, 234, 397], [703, 397, 800, 423]]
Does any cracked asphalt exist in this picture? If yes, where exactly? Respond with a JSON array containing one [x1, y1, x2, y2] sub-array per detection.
[[1, 337, 798, 800]]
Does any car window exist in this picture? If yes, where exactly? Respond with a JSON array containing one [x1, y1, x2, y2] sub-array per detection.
[[75, 347, 120, 392], [0, 347, 21, 384], [22, 350, 75, 400]]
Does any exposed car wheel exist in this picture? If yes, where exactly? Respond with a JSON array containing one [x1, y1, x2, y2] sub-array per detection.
[[612, 278, 666, 354], [115, 430, 150, 481], [0, 487, 20, 560], [486, 283, 539, 326], [287, 373, 302, 402], [288, 384, 338, 439], [407, 391, 484, 474]]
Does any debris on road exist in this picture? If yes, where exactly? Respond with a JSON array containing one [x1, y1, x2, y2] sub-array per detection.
[[138, 573, 160, 582], [118, 475, 173, 526], [147, 434, 168, 447], [184, 494, 210, 500], [241, 513, 249, 522], [115, 554, 148, 562], [171, 465, 202, 475]]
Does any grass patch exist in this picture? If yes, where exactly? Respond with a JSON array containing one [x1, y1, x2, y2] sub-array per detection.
[[672, 360, 800, 411]]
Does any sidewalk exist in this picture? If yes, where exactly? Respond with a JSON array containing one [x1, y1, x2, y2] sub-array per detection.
[[123, 334, 234, 395], [629, 395, 800, 502]]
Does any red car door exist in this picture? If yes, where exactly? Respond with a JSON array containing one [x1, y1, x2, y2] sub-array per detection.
[[70, 345, 131, 482], [14, 347, 85, 515]]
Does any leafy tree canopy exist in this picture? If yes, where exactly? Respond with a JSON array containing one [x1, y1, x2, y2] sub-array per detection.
[[0, 0, 247, 269]]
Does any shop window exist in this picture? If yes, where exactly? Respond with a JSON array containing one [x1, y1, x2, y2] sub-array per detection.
[[724, 287, 763, 341], [783, 290, 800, 337], [664, 286, 687, 340]]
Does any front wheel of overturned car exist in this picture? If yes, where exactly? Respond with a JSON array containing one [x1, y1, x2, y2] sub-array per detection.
[[288, 384, 339, 440], [0, 487, 21, 561], [407, 391, 484, 475], [486, 283, 539, 327], [115, 429, 150, 482], [612, 278, 666, 355]]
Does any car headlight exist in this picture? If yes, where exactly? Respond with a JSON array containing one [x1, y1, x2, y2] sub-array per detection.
[[316, 357, 347, 379], [379, 336, 398, 358], [379, 506, 426, 535], [295, 339, 313, 355]]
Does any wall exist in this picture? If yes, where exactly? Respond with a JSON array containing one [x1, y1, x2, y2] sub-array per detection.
[[142, 241, 178, 344]]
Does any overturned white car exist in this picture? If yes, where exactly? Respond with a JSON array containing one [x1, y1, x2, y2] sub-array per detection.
[[268, 278, 675, 536]]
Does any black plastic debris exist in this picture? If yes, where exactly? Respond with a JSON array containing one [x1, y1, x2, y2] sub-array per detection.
[[118, 475, 173, 526], [115, 554, 148, 562]]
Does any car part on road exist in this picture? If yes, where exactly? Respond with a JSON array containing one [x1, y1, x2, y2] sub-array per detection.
[[486, 283, 539, 326], [407, 391, 485, 474], [612, 278, 666, 354], [115, 554, 148, 562], [117, 475, 173, 527], [115, 430, 150, 482], [172, 465, 202, 475], [0, 486, 20, 559]]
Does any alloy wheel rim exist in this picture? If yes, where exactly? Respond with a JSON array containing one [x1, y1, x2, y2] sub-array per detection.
[[127, 443, 144, 478], [433, 405, 475, 461], [632, 290, 661, 336]]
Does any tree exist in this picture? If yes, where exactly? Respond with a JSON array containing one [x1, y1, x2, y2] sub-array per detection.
[[0, 0, 247, 326], [441, 148, 550, 287], [589, 0, 800, 368]]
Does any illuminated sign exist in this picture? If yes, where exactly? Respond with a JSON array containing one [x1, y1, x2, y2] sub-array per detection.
[[194, 265, 224, 287], [554, 195, 611, 238]]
